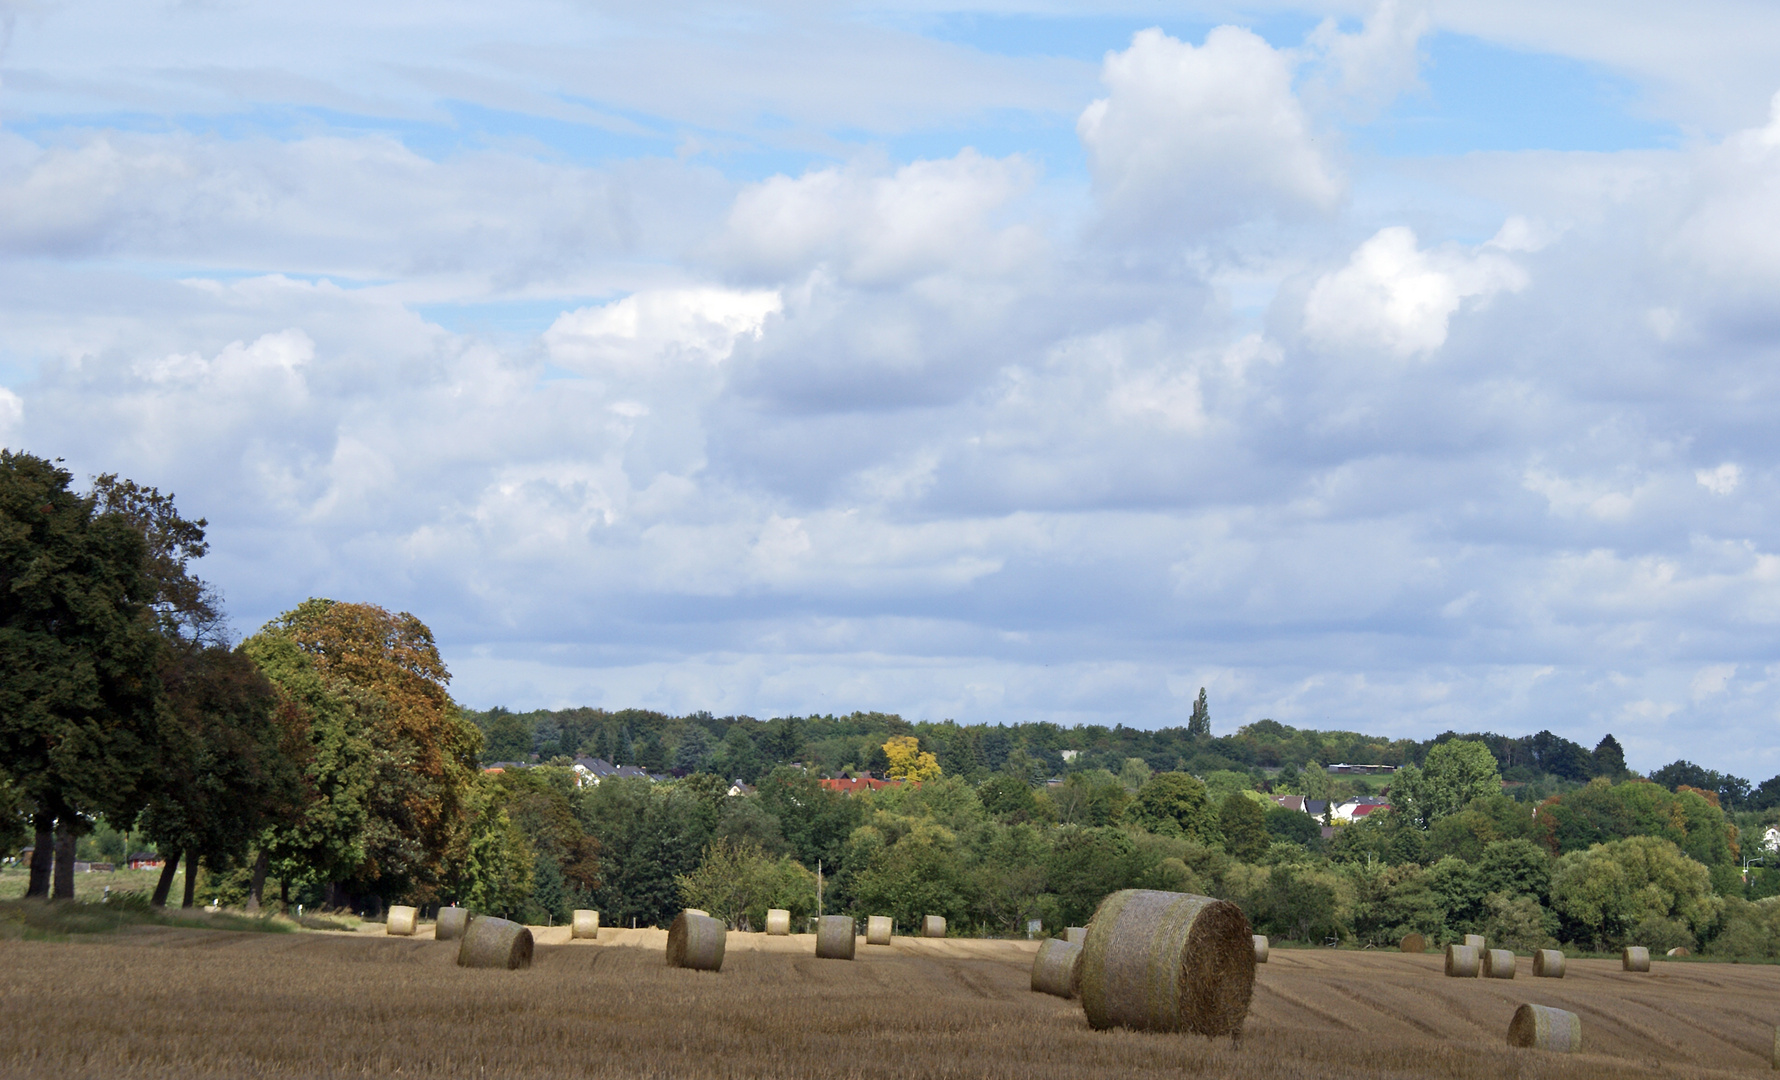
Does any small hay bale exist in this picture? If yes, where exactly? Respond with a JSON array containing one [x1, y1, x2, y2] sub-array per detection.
[[1622, 946, 1650, 972], [923, 915, 946, 938], [1444, 944, 1480, 978], [457, 916, 533, 970], [386, 905, 417, 936], [1506, 1003, 1581, 1053], [1031, 938, 1083, 998], [1066, 926, 1087, 946], [1464, 934, 1486, 951], [1076, 889, 1255, 1037], [1253, 935, 1269, 963], [434, 906, 471, 941], [1400, 933, 1426, 953], [571, 909, 599, 939], [666, 910, 727, 972], [1666, 946, 1689, 957], [816, 915, 856, 960], [1532, 949, 1565, 978], [866, 915, 893, 945], [765, 908, 791, 936], [1483, 948, 1516, 979]]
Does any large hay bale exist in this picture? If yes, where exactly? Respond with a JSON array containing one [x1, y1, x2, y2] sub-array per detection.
[[457, 916, 533, 970], [1666, 946, 1689, 957], [1253, 935, 1269, 963], [1400, 933, 1426, 953], [1464, 933, 1486, 951], [1076, 889, 1255, 1037], [1532, 949, 1565, 978], [815, 915, 856, 960], [1507, 1003, 1581, 1053], [386, 905, 417, 936], [765, 908, 791, 936], [666, 911, 726, 972], [866, 915, 893, 945], [1483, 948, 1516, 979], [923, 915, 946, 938], [434, 906, 471, 941], [684, 908, 708, 917], [1066, 926, 1087, 946], [1444, 944, 1480, 978], [1623, 946, 1651, 972], [571, 909, 599, 939], [1031, 938, 1083, 998]]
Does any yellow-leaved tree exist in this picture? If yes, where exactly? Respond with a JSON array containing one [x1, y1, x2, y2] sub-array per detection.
[[883, 735, 942, 783]]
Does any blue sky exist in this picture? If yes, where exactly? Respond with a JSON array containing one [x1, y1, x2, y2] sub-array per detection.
[[3, 0, 1779, 776]]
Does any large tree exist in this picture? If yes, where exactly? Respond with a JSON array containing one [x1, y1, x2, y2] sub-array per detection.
[[1392, 739, 1501, 828], [0, 452, 166, 899]]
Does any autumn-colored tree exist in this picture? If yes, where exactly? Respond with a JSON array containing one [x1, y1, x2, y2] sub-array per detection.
[[255, 599, 481, 906], [883, 735, 942, 783]]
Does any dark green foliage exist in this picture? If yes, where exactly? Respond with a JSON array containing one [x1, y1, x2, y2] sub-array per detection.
[[977, 774, 1042, 823], [1122, 772, 1214, 840], [1265, 806, 1322, 846], [1349, 863, 1443, 946], [1253, 864, 1340, 942], [1218, 792, 1270, 860], [480, 708, 532, 763], [1650, 759, 1752, 810], [755, 766, 860, 871], [1591, 734, 1627, 779], [1186, 688, 1210, 739], [1476, 838, 1551, 903], [526, 851, 569, 925], [1045, 827, 1148, 927]]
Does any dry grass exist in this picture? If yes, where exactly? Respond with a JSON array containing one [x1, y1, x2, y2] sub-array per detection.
[[0, 926, 1776, 1078]]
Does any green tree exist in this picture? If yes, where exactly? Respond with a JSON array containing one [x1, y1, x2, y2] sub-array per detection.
[[1123, 772, 1215, 841], [1591, 734, 1627, 779], [1265, 806, 1322, 846], [673, 725, 712, 773], [978, 773, 1043, 823], [1348, 863, 1443, 947], [1425, 855, 1485, 935], [1187, 688, 1210, 739], [1394, 740, 1501, 828], [480, 709, 532, 762], [676, 839, 816, 930], [849, 822, 973, 930], [1476, 838, 1551, 903], [1050, 770, 1129, 826], [1045, 826, 1150, 927], [1218, 791, 1271, 861], [0, 452, 166, 900], [1548, 835, 1721, 950], [755, 766, 861, 872]]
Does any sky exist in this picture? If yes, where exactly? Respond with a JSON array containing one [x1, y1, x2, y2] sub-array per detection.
[[4, 1, 1779, 776]]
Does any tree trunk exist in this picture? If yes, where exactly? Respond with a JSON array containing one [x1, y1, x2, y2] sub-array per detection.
[[25, 814, 53, 898], [151, 850, 181, 907], [247, 851, 268, 913], [279, 877, 290, 908], [182, 856, 198, 909], [51, 817, 77, 900]]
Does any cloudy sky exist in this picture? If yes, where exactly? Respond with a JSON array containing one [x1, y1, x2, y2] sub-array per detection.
[[5, 1, 1779, 774]]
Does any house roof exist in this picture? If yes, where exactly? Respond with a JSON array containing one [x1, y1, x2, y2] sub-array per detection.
[[1350, 803, 1390, 817], [819, 776, 903, 794]]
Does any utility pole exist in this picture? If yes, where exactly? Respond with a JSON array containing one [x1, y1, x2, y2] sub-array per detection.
[[817, 860, 823, 917]]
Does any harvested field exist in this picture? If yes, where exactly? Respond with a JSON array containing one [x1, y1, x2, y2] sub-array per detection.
[[0, 926, 1776, 1079]]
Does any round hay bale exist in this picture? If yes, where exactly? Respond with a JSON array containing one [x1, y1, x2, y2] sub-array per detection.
[[815, 915, 856, 960], [1253, 935, 1269, 963], [457, 916, 533, 970], [571, 909, 599, 939], [1506, 1003, 1581, 1053], [666, 911, 727, 972], [1622, 946, 1650, 972], [434, 906, 471, 941], [1400, 933, 1426, 953], [1666, 946, 1689, 957], [866, 915, 893, 945], [1031, 938, 1083, 998], [1066, 926, 1087, 946], [1532, 949, 1565, 978], [923, 915, 946, 938], [765, 908, 791, 936], [1076, 889, 1255, 1037], [386, 905, 417, 936], [1464, 934, 1486, 951], [684, 908, 708, 917], [1483, 948, 1516, 979], [1772, 1024, 1778, 1070], [1444, 944, 1480, 978]]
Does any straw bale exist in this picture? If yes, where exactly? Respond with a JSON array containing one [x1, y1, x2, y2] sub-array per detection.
[[434, 906, 470, 941], [666, 911, 727, 972], [1482, 948, 1516, 979], [765, 908, 791, 936], [1031, 938, 1083, 998], [1444, 944, 1480, 978], [456, 916, 533, 970], [1622, 945, 1650, 972], [1399, 933, 1425, 953], [866, 915, 893, 945], [684, 908, 708, 917], [385, 905, 417, 936], [1464, 934, 1486, 951], [923, 915, 946, 938], [815, 915, 856, 960], [1066, 926, 1087, 946], [1506, 1003, 1581, 1053], [571, 909, 599, 939], [1532, 949, 1565, 978], [1076, 889, 1256, 1037], [1666, 946, 1689, 957], [1252, 935, 1269, 963]]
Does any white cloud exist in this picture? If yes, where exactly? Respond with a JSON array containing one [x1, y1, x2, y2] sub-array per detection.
[[1696, 463, 1741, 495], [543, 289, 782, 373], [1302, 226, 1528, 356], [1691, 663, 1736, 701]]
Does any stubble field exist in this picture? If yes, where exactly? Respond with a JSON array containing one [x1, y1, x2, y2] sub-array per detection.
[[0, 921, 1775, 1079]]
